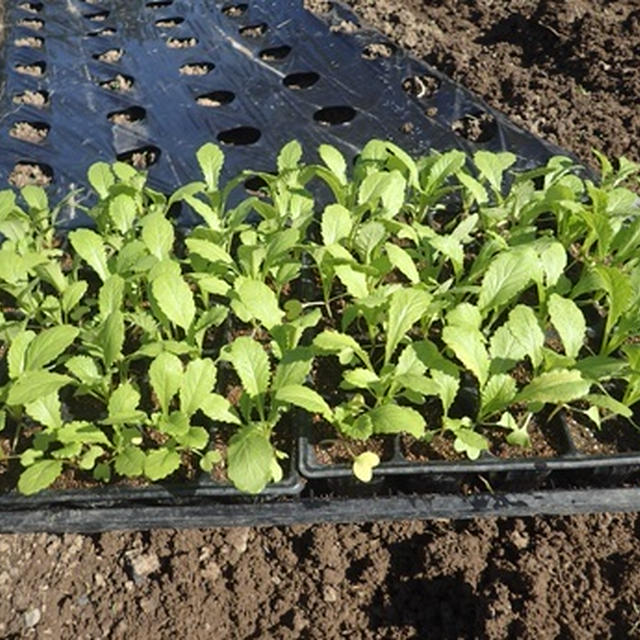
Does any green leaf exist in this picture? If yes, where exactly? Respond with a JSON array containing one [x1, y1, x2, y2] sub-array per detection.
[[109, 193, 137, 234], [200, 394, 241, 425], [199, 449, 223, 472], [180, 426, 209, 450], [61, 281, 88, 315], [334, 265, 369, 300], [224, 337, 270, 399], [548, 294, 586, 360], [275, 385, 333, 420], [321, 204, 352, 245], [277, 139, 302, 172], [179, 358, 216, 416], [342, 368, 380, 389], [98, 275, 125, 318], [145, 447, 181, 481], [367, 404, 425, 438], [385, 288, 431, 364], [452, 428, 489, 460], [575, 355, 628, 381], [21, 185, 48, 211], [480, 374, 516, 420], [385, 243, 419, 284], [65, 355, 101, 384], [25, 325, 78, 371], [142, 212, 174, 261], [114, 446, 146, 477], [7, 330, 35, 379], [584, 394, 632, 419], [25, 392, 62, 430], [442, 325, 489, 386], [7, 372, 71, 406], [149, 352, 183, 414], [100, 310, 125, 367], [227, 425, 274, 494], [474, 150, 516, 194], [185, 238, 234, 265], [478, 249, 536, 312], [230, 277, 284, 330], [78, 445, 105, 470], [151, 273, 196, 331], [57, 422, 111, 446], [540, 242, 567, 287], [505, 305, 545, 369], [517, 369, 591, 405], [88, 162, 114, 199], [352, 451, 380, 483], [18, 460, 63, 495], [69, 229, 109, 282], [318, 144, 347, 184], [447, 302, 482, 331], [313, 331, 371, 369], [107, 382, 143, 424], [594, 265, 633, 343], [197, 142, 224, 191]]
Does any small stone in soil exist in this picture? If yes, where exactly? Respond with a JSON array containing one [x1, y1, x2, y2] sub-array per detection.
[[24, 608, 41, 628], [179, 63, 213, 75], [96, 48, 123, 63], [18, 18, 43, 30], [9, 122, 49, 144], [127, 552, 160, 580], [362, 42, 395, 59], [14, 63, 45, 77], [166, 37, 197, 48], [13, 90, 48, 107], [14, 36, 43, 48], [9, 163, 52, 188]]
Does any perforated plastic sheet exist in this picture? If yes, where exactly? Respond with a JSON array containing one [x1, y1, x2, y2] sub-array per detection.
[[0, 0, 570, 225]]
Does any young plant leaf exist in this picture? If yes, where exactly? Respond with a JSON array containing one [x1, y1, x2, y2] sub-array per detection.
[[69, 229, 110, 282], [7, 372, 72, 406], [480, 374, 517, 421], [275, 385, 333, 420], [334, 265, 369, 300], [478, 249, 537, 312], [88, 162, 115, 199], [516, 369, 590, 405], [385, 288, 432, 364], [145, 447, 181, 481], [199, 449, 223, 472], [313, 331, 372, 369], [65, 355, 102, 385], [107, 382, 144, 424], [149, 352, 183, 414], [452, 428, 489, 460], [318, 144, 347, 184], [24, 326, 79, 372], [114, 446, 146, 477], [109, 193, 137, 234], [385, 243, 420, 284], [179, 358, 216, 416], [230, 277, 284, 330], [25, 392, 62, 430], [142, 212, 174, 261], [442, 325, 489, 386], [352, 451, 380, 483], [474, 150, 516, 194], [18, 459, 63, 495], [197, 142, 224, 191], [151, 273, 196, 331], [321, 204, 352, 245], [98, 275, 125, 318], [505, 305, 545, 369], [100, 311, 125, 367], [227, 425, 274, 494], [548, 294, 586, 360], [7, 330, 35, 379], [61, 281, 88, 315], [223, 337, 270, 399], [367, 404, 425, 438], [200, 394, 241, 425]]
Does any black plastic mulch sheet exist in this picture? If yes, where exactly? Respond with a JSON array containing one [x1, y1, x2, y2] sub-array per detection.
[[0, 0, 571, 226]]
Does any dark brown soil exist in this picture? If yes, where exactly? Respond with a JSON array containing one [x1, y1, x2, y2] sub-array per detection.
[[2, 2, 640, 638]]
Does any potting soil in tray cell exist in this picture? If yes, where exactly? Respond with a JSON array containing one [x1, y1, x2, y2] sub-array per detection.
[[0, 0, 568, 227]]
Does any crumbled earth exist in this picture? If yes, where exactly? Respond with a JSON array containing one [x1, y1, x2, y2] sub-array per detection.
[[2, 1, 640, 638]]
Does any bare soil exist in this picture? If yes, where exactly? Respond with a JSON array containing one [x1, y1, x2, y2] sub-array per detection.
[[2, 1, 640, 638]]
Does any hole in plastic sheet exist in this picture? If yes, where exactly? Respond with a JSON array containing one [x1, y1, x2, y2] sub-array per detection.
[[362, 42, 395, 60], [244, 175, 269, 197], [17, 18, 43, 30], [18, 2, 43, 13], [179, 62, 215, 75], [15, 61, 46, 77], [13, 90, 49, 107], [313, 105, 357, 126], [117, 146, 161, 169], [451, 111, 497, 143], [14, 36, 44, 48], [99, 74, 134, 92], [9, 121, 50, 144], [196, 91, 235, 107], [217, 126, 261, 146], [222, 4, 248, 18], [88, 28, 116, 37], [402, 74, 440, 99], [93, 48, 124, 63], [239, 23, 268, 38], [167, 36, 198, 48], [283, 71, 320, 89], [107, 106, 146, 125], [259, 45, 292, 62], [9, 162, 53, 187], [146, 0, 173, 7], [84, 11, 109, 22], [155, 17, 185, 28]]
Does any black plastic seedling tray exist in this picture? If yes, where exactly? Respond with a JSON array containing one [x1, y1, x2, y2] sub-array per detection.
[[1, 0, 638, 532]]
